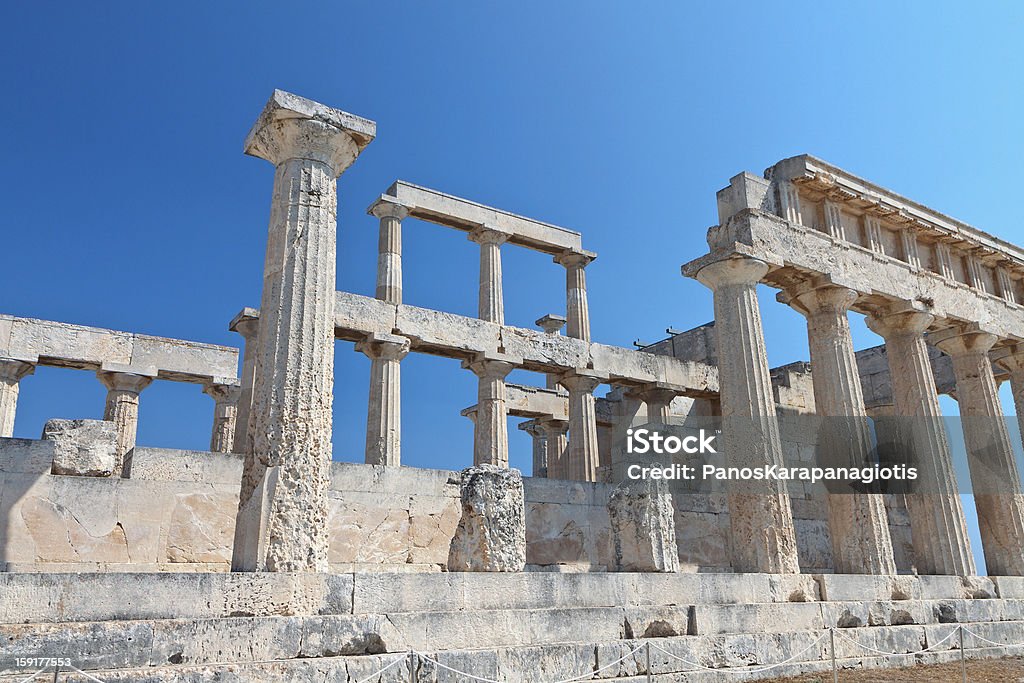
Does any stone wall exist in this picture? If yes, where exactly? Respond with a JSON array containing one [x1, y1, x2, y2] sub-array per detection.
[[0, 435, 911, 574]]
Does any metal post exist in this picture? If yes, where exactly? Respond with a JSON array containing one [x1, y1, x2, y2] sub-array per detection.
[[52, 666, 59, 683], [409, 650, 417, 683], [830, 627, 838, 683], [646, 641, 652, 682], [960, 625, 967, 683]]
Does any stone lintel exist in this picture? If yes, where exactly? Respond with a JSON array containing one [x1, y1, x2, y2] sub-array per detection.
[[98, 362, 159, 379]]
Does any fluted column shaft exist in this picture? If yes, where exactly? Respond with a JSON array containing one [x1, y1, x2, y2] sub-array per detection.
[[694, 257, 799, 574], [937, 330, 1024, 575], [789, 285, 895, 575], [541, 419, 569, 480], [230, 311, 259, 456], [0, 359, 34, 438], [98, 370, 153, 477], [357, 334, 410, 466], [204, 382, 241, 454], [470, 228, 509, 324], [370, 199, 408, 304], [555, 251, 594, 342], [465, 355, 516, 466], [233, 92, 374, 573], [866, 310, 975, 576], [558, 371, 604, 482], [520, 420, 549, 478]]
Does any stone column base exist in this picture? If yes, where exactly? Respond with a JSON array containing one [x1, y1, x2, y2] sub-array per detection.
[[447, 464, 526, 572]]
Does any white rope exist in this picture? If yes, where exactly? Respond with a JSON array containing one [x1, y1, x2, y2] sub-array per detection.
[[415, 642, 646, 683], [353, 652, 409, 683], [67, 665, 107, 683], [961, 624, 1024, 650], [13, 667, 49, 683], [834, 624, 960, 656], [648, 630, 830, 674]]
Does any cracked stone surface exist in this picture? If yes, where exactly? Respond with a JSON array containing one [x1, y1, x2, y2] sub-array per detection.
[[448, 465, 526, 572], [43, 418, 117, 477]]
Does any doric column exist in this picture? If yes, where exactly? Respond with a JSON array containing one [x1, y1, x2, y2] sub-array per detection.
[[557, 369, 606, 482], [866, 308, 975, 576], [368, 196, 409, 304], [464, 352, 518, 467], [555, 250, 596, 342], [469, 227, 510, 324], [518, 420, 549, 478], [536, 314, 567, 391], [356, 333, 410, 466], [692, 257, 800, 574], [0, 358, 35, 438], [203, 380, 242, 454], [934, 327, 1024, 576], [540, 418, 569, 480], [229, 308, 259, 455], [233, 90, 375, 573], [785, 283, 896, 575], [97, 365, 155, 477]]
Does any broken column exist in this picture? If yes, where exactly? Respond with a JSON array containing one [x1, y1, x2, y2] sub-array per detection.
[[97, 364, 155, 477], [555, 250, 595, 342], [785, 282, 896, 575], [558, 369, 606, 482], [934, 326, 1024, 576], [536, 314, 567, 391], [470, 227, 510, 324], [688, 256, 800, 574], [203, 379, 241, 454], [229, 308, 259, 455], [464, 352, 519, 467], [232, 90, 375, 573], [447, 464, 526, 572], [356, 333, 410, 466], [866, 306, 976, 576], [0, 357, 35, 438], [368, 196, 409, 304], [608, 479, 679, 572], [44, 418, 117, 477], [540, 418, 569, 480]]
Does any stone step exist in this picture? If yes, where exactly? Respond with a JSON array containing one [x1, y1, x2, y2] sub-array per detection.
[[1, 623, 1020, 683], [7, 571, 1018, 625], [6, 601, 1024, 674]]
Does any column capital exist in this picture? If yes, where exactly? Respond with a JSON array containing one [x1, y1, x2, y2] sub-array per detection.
[[865, 303, 935, 339], [244, 90, 376, 176], [517, 419, 546, 438], [203, 379, 242, 403], [463, 352, 520, 380], [628, 383, 681, 407], [356, 333, 411, 361], [538, 417, 569, 434], [780, 281, 858, 317], [0, 357, 36, 383], [368, 195, 411, 221], [557, 368, 608, 393], [97, 364, 156, 393], [994, 344, 1024, 374], [535, 314, 567, 335], [468, 225, 511, 246], [229, 307, 260, 340], [553, 249, 596, 269], [931, 324, 1000, 358], [692, 256, 768, 290]]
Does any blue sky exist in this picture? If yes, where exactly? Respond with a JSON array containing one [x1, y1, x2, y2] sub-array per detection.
[[3, 2, 1022, 573]]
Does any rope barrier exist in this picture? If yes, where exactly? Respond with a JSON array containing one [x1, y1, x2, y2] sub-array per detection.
[[833, 624, 961, 656], [960, 624, 1024, 650], [413, 642, 646, 683], [647, 630, 831, 675], [13, 667, 49, 683], [352, 652, 408, 683]]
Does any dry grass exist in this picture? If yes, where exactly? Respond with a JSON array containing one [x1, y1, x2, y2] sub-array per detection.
[[764, 656, 1024, 682]]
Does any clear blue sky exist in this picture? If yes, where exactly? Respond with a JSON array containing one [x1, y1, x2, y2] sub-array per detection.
[[3, 2, 1022, 573]]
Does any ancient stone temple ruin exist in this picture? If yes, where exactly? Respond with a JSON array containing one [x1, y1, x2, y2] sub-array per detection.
[[5, 90, 1024, 680]]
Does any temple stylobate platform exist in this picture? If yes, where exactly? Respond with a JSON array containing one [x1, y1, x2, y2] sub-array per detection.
[[7, 91, 1024, 681]]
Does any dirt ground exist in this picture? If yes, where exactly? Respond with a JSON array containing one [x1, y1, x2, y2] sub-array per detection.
[[765, 656, 1024, 682]]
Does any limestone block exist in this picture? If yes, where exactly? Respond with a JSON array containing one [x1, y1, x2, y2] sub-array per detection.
[[447, 465, 526, 572], [129, 447, 244, 484], [768, 574, 821, 602], [164, 491, 236, 564], [130, 334, 238, 380], [525, 503, 588, 566], [623, 605, 691, 638], [0, 437, 55, 474], [42, 419, 117, 477], [608, 479, 679, 573], [334, 291, 397, 338]]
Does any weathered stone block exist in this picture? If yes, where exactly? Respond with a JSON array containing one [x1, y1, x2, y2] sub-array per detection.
[[608, 479, 679, 573], [447, 465, 526, 572], [42, 419, 117, 477]]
